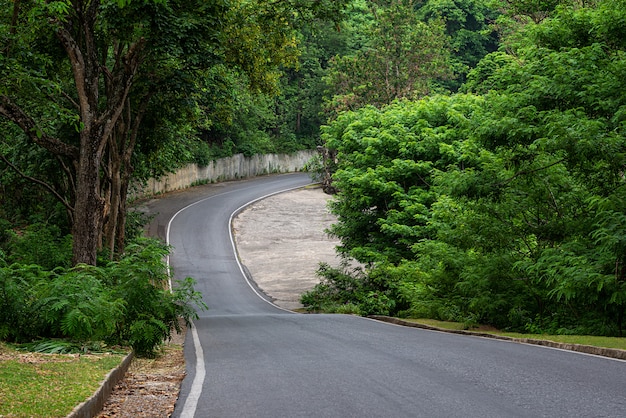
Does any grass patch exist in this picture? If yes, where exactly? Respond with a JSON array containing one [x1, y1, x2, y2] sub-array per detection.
[[0, 342, 126, 418], [400, 319, 626, 350], [494, 333, 626, 350]]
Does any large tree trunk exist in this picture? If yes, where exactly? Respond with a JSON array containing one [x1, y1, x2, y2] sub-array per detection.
[[72, 130, 106, 266], [56, 4, 144, 265], [2, 1, 146, 266]]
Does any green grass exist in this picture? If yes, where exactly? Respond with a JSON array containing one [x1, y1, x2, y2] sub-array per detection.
[[401, 318, 626, 350], [494, 333, 626, 350], [0, 342, 125, 418]]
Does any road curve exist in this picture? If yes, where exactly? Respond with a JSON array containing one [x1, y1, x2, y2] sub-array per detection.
[[142, 173, 626, 418]]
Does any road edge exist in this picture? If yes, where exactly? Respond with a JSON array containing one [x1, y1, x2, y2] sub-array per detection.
[[370, 315, 626, 360]]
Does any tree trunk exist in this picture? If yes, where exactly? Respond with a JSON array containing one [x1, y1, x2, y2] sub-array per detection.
[[72, 130, 105, 266], [56, 4, 144, 264], [317, 146, 338, 195], [104, 152, 122, 258], [105, 94, 149, 256]]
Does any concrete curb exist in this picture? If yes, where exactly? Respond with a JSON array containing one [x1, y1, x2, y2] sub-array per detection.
[[369, 316, 626, 361], [66, 351, 134, 418]]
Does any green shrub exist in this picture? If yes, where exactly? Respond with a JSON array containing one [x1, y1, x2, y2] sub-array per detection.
[[301, 261, 399, 316], [0, 262, 46, 342], [0, 219, 12, 246], [6, 223, 72, 270], [105, 238, 205, 356], [0, 237, 205, 357], [301, 262, 365, 311], [34, 265, 125, 343]]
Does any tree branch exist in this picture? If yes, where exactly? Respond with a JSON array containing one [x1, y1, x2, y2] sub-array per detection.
[[126, 92, 153, 162], [97, 38, 146, 156], [496, 158, 567, 186], [0, 154, 74, 214], [0, 96, 79, 159], [55, 26, 91, 126], [59, 90, 80, 111]]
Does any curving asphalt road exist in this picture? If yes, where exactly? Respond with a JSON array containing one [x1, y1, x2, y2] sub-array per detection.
[[142, 173, 626, 418]]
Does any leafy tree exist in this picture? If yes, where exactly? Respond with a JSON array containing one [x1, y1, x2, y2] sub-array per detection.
[[323, 0, 454, 115], [324, 95, 482, 263], [503, 0, 568, 23], [0, 0, 349, 266], [272, 21, 352, 148], [415, 0, 501, 89], [466, 0, 626, 333], [309, 1, 626, 334]]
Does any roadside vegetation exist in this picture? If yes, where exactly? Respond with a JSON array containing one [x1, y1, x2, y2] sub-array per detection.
[[0, 230, 203, 357], [302, 0, 626, 339]]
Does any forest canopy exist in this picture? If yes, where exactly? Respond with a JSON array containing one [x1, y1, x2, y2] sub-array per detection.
[[303, 0, 626, 336]]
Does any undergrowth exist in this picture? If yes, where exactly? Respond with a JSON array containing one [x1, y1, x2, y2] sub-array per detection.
[[0, 235, 205, 357]]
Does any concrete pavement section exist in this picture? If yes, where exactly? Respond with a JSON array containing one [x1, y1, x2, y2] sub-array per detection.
[[232, 186, 341, 310]]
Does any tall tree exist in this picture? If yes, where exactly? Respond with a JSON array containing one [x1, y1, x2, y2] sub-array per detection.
[[1, 0, 141, 265], [0, 0, 349, 265], [312, 0, 626, 333], [415, 0, 501, 89], [324, 0, 454, 115]]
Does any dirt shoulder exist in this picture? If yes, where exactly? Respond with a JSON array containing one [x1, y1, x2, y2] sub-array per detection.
[[96, 327, 186, 418]]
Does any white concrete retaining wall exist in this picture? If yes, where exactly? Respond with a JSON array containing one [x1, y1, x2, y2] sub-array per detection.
[[133, 150, 316, 197]]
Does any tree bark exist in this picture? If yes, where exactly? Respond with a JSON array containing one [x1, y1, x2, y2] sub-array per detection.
[[72, 129, 106, 265], [54, 3, 144, 265]]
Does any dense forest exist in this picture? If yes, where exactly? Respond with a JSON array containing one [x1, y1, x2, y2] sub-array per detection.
[[0, 0, 349, 354], [303, 0, 626, 337], [1, 0, 625, 352]]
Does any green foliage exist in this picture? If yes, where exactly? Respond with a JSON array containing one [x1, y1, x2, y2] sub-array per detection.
[[301, 262, 397, 315], [306, 0, 626, 336], [415, 0, 501, 89], [272, 20, 352, 148], [104, 238, 206, 357], [5, 223, 72, 270], [19, 339, 116, 355], [36, 265, 125, 342], [324, 0, 454, 115], [0, 262, 47, 342], [504, 0, 567, 22], [0, 125, 72, 232], [0, 237, 205, 357], [323, 94, 483, 264]]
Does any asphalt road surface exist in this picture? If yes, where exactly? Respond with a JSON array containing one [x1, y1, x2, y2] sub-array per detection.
[[142, 173, 626, 418]]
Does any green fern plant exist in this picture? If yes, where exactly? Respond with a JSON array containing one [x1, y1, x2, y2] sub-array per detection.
[[106, 238, 206, 356], [1, 236, 205, 357], [0, 262, 49, 342], [35, 265, 125, 342]]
